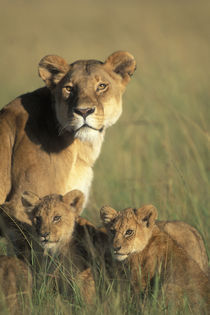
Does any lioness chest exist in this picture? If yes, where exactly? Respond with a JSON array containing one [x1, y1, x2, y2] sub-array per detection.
[[4, 98, 103, 219], [12, 134, 100, 202]]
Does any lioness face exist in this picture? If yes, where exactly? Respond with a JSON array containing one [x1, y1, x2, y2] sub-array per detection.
[[39, 52, 136, 142], [22, 190, 84, 254], [100, 205, 157, 261], [54, 62, 122, 142]]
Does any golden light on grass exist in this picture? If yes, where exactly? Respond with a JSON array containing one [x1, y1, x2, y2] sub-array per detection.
[[0, 0, 209, 313]]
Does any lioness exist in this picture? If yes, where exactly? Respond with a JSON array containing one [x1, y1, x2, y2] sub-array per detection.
[[0, 51, 136, 223], [0, 255, 32, 314], [21, 189, 109, 303], [101, 205, 210, 311]]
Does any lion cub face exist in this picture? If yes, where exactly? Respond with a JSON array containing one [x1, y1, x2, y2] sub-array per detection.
[[100, 205, 157, 261], [21, 190, 84, 254], [38, 51, 136, 142]]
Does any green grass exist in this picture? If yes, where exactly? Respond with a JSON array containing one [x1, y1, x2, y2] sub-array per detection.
[[0, 0, 209, 313]]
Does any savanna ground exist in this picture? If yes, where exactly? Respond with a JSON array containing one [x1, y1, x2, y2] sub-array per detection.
[[0, 0, 209, 314]]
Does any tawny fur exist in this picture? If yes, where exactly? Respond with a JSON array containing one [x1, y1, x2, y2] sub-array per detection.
[[0, 255, 32, 315], [0, 51, 136, 224], [99, 206, 209, 275], [22, 190, 109, 303], [156, 220, 209, 274], [101, 205, 210, 311]]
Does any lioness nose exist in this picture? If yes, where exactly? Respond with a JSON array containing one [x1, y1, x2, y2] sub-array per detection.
[[113, 246, 121, 252], [74, 107, 95, 118]]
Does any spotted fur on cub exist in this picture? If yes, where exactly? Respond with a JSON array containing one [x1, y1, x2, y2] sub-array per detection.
[[101, 205, 210, 311], [22, 190, 109, 303]]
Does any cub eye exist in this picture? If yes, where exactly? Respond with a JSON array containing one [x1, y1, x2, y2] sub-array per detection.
[[125, 229, 134, 236], [34, 216, 41, 225], [110, 229, 116, 236], [64, 86, 73, 93], [97, 83, 108, 92], [53, 216, 61, 223]]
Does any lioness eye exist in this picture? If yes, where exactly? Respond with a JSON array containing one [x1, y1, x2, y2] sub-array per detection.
[[125, 229, 133, 236], [53, 216, 61, 222], [65, 86, 73, 93], [97, 83, 107, 91]]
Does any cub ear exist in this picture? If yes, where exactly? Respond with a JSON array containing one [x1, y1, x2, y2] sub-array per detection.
[[100, 206, 118, 225], [134, 205, 158, 228], [105, 51, 136, 85], [62, 190, 85, 216], [21, 191, 40, 209], [38, 55, 70, 88]]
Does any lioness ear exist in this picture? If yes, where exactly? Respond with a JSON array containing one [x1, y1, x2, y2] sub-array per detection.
[[21, 191, 40, 210], [105, 51, 136, 85], [62, 190, 85, 215], [134, 205, 158, 228], [100, 206, 118, 225], [38, 55, 70, 88]]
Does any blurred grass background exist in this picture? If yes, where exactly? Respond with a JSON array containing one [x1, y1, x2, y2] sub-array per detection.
[[0, 0, 209, 262], [0, 0, 209, 313]]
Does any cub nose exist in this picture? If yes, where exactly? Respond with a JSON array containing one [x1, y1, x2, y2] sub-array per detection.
[[74, 107, 95, 118], [41, 232, 50, 239], [113, 246, 121, 252]]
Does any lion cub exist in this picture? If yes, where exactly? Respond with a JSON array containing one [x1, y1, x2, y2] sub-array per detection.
[[21, 189, 108, 303], [101, 205, 210, 311], [0, 255, 32, 314]]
